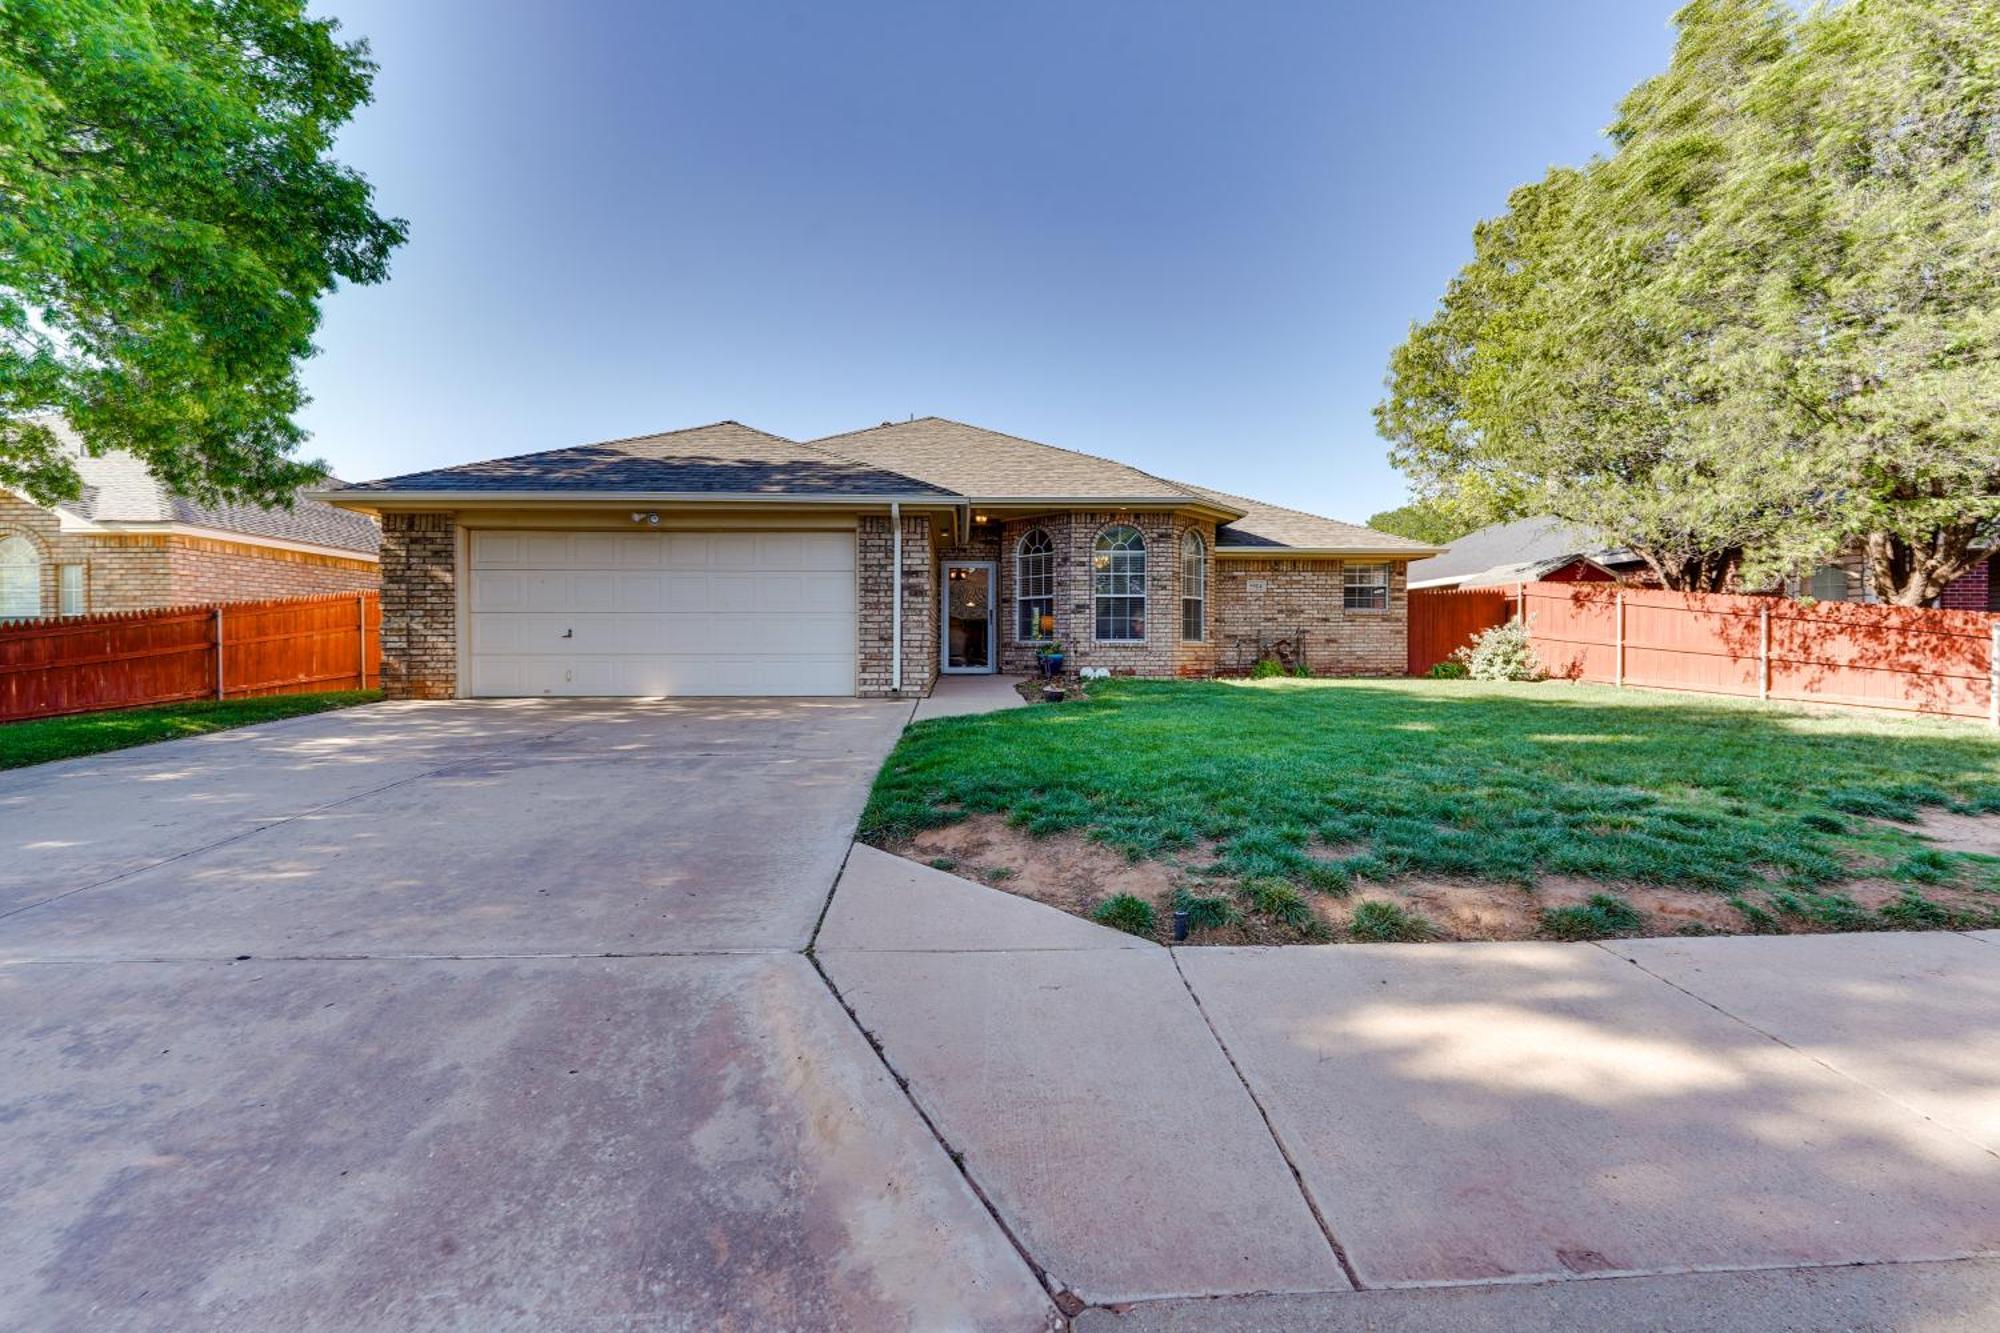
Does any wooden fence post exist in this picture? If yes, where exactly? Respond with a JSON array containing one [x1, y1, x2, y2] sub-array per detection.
[[1989, 620, 1998, 728], [357, 592, 368, 689], [214, 605, 226, 700], [1759, 606, 1770, 702], [1614, 591, 1625, 688]]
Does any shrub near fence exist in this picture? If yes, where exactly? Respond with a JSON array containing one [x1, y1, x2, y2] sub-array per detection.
[[0, 591, 379, 723]]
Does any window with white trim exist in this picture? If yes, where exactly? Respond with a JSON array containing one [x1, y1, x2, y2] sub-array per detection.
[[1343, 562, 1390, 611], [1016, 528, 1055, 639], [57, 563, 85, 616], [1093, 525, 1146, 642], [1180, 532, 1206, 641], [0, 535, 39, 620]]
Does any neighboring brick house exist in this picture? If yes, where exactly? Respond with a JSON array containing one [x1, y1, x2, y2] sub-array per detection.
[[320, 417, 1438, 701], [0, 423, 380, 620]]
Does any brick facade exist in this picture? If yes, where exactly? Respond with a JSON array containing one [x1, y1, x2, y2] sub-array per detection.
[[0, 492, 376, 618], [1939, 556, 1997, 612], [379, 512, 459, 700], [1212, 556, 1408, 676], [366, 507, 1413, 699], [857, 514, 936, 697]]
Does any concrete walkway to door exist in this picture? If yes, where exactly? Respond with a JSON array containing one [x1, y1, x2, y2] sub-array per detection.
[[912, 673, 1032, 722], [0, 699, 1060, 1331]]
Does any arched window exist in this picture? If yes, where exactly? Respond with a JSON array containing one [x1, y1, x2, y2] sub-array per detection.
[[1180, 532, 1206, 641], [1093, 525, 1146, 642], [1015, 528, 1055, 639], [0, 534, 40, 621]]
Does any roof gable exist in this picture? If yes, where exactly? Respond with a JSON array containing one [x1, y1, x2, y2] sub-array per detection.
[[809, 417, 1203, 504], [337, 421, 952, 499]]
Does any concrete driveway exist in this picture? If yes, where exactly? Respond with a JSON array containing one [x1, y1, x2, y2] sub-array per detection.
[[0, 700, 1058, 1331]]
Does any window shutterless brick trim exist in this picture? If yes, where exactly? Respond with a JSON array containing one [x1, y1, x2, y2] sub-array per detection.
[[1212, 556, 1409, 676]]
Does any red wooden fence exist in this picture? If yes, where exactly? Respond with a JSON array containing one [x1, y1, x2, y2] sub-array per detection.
[[0, 591, 380, 723], [1410, 581, 2000, 720], [1407, 587, 1512, 674], [1519, 582, 1999, 721]]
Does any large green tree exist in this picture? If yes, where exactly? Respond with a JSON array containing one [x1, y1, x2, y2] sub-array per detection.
[[1378, 0, 2000, 603], [0, 0, 406, 506], [1366, 501, 1462, 545]]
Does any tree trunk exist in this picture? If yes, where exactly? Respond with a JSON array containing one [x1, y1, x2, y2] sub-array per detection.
[[1634, 545, 1743, 593], [1865, 526, 1985, 606]]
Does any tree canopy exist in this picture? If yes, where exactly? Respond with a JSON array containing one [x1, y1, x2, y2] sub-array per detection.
[[0, 0, 406, 506], [1366, 501, 1462, 546], [1378, 0, 2000, 603]]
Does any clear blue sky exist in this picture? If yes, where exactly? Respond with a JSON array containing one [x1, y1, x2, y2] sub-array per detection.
[[300, 1, 1682, 520]]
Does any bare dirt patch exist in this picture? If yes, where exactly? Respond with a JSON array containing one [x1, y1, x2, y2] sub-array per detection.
[[905, 815, 1178, 918], [1902, 809, 2000, 857], [881, 818, 1995, 946]]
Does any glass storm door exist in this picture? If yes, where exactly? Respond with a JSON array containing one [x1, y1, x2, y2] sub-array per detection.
[[942, 561, 996, 673]]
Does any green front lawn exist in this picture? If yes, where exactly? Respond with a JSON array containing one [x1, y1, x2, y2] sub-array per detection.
[[860, 678, 2000, 935], [0, 691, 382, 770]]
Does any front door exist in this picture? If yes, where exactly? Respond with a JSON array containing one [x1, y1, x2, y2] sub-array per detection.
[[942, 561, 996, 673]]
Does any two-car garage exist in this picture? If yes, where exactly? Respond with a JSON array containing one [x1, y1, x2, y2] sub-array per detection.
[[466, 529, 858, 697]]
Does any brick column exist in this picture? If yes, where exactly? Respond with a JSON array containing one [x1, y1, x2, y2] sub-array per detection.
[[379, 512, 458, 700], [858, 514, 936, 697]]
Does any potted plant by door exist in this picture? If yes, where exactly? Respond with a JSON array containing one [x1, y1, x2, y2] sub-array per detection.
[[1036, 639, 1066, 679]]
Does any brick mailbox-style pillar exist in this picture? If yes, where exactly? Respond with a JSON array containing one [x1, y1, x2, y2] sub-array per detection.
[[379, 512, 458, 700]]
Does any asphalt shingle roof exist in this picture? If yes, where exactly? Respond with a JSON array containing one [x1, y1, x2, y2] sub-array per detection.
[[340, 421, 952, 499], [332, 415, 1436, 560], [1178, 483, 1439, 555], [1406, 515, 1627, 586], [809, 417, 1202, 503], [46, 420, 379, 556]]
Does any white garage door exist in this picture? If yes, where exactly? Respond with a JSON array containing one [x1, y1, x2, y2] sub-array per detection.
[[468, 530, 857, 697]]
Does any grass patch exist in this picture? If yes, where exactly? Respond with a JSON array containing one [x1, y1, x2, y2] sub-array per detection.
[[861, 678, 2000, 898], [0, 691, 382, 770], [1091, 893, 1156, 937], [1172, 887, 1239, 931], [1350, 900, 1433, 942], [1539, 893, 1644, 941]]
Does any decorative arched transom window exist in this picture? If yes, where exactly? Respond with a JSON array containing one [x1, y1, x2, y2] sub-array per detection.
[[0, 535, 39, 621], [1180, 532, 1206, 641], [1093, 524, 1146, 642], [1016, 528, 1055, 639]]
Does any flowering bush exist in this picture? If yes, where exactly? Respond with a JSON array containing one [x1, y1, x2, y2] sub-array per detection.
[[1454, 621, 1544, 681]]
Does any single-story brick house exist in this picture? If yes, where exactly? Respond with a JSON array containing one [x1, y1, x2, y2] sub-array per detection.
[[1, 421, 381, 620], [318, 418, 1439, 700]]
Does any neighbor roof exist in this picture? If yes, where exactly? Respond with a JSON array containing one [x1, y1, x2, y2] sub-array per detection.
[[1406, 515, 1632, 588], [43, 420, 380, 556], [337, 421, 955, 500], [809, 417, 1208, 505], [1175, 483, 1441, 556]]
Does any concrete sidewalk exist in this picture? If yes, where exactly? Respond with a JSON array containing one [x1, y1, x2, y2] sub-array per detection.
[[817, 845, 2000, 1323]]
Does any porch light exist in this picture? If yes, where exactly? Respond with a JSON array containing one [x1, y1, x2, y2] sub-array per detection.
[[630, 511, 660, 525]]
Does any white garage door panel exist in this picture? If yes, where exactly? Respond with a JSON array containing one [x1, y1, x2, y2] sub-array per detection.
[[467, 530, 857, 697]]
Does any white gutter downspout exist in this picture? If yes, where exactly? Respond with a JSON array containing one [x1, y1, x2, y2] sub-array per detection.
[[890, 502, 903, 694]]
